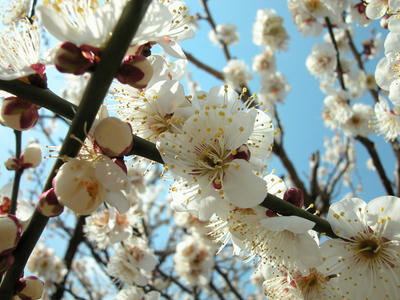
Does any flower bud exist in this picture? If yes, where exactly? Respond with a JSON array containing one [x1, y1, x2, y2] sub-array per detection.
[[20, 143, 42, 169], [116, 55, 153, 89], [1, 97, 40, 131], [37, 188, 63, 217], [283, 188, 304, 208], [15, 276, 44, 300], [54, 42, 94, 75], [54, 159, 106, 215], [5, 158, 19, 170], [0, 215, 21, 256], [93, 117, 133, 157]]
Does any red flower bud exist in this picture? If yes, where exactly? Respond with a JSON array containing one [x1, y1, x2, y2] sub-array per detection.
[[116, 55, 153, 89], [1, 97, 40, 131], [37, 188, 63, 217], [283, 188, 304, 208]]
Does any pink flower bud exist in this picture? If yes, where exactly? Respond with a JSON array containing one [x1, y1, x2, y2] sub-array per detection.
[[20, 143, 42, 169], [54, 42, 94, 75], [116, 55, 153, 89], [16, 276, 44, 300], [283, 188, 304, 208], [37, 188, 63, 217], [93, 117, 133, 157], [0, 97, 40, 131], [0, 215, 21, 257]]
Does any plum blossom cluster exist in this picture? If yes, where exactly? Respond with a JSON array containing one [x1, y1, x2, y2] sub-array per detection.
[[0, 0, 399, 299]]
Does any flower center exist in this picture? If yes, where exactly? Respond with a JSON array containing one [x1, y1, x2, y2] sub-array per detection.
[[357, 238, 380, 258]]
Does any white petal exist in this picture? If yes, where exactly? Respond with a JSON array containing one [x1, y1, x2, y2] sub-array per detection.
[[105, 191, 130, 215], [260, 215, 315, 234], [223, 159, 267, 208], [328, 197, 367, 238], [95, 157, 130, 192]]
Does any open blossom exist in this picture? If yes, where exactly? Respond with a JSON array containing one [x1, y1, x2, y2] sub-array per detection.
[[306, 42, 337, 78], [114, 80, 192, 142], [209, 23, 239, 46], [158, 85, 274, 220], [320, 196, 400, 300], [36, 0, 125, 48], [252, 50, 276, 74], [374, 96, 400, 140], [223, 59, 253, 90], [340, 103, 374, 137], [84, 207, 138, 249], [54, 156, 130, 215], [174, 233, 215, 287], [253, 9, 289, 52], [259, 72, 290, 105], [27, 244, 67, 284], [0, 19, 46, 80], [107, 237, 157, 285]]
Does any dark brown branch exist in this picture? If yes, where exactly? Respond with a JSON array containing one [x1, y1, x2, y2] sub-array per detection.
[[215, 265, 243, 300], [52, 216, 86, 300], [0, 1, 152, 298], [0, 79, 77, 120], [200, 0, 232, 61], [356, 136, 394, 195], [209, 280, 225, 300], [184, 51, 224, 81], [325, 17, 346, 91], [10, 131, 23, 215]]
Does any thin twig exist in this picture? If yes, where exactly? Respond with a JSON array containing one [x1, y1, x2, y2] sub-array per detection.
[[200, 0, 232, 61], [215, 265, 244, 300], [356, 136, 394, 195], [325, 17, 346, 91], [184, 51, 224, 81]]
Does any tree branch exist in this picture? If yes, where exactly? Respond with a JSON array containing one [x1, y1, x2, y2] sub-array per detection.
[[184, 51, 224, 81], [356, 136, 394, 195], [0, 1, 152, 298]]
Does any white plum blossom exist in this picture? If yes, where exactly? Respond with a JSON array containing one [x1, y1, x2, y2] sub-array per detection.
[[223, 59, 253, 90], [365, 0, 389, 19], [340, 103, 374, 137], [259, 72, 291, 105], [0, 19, 44, 80], [107, 237, 157, 286], [54, 156, 131, 215], [374, 96, 400, 140], [252, 50, 276, 74], [83, 207, 138, 249], [114, 79, 192, 142], [253, 9, 289, 52], [27, 243, 67, 284], [306, 42, 337, 78], [158, 85, 274, 220], [36, 0, 125, 47], [1, 0, 30, 24], [174, 233, 215, 287], [209, 23, 239, 46], [320, 196, 400, 300]]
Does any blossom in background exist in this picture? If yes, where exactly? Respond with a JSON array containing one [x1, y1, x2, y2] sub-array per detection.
[[320, 196, 400, 300], [27, 243, 67, 285], [174, 233, 215, 287], [84, 207, 138, 249], [209, 23, 239, 46], [223, 59, 253, 90], [306, 42, 337, 78], [116, 286, 160, 300], [253, 9, 289, 52], [107, 237, 157, 285]]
